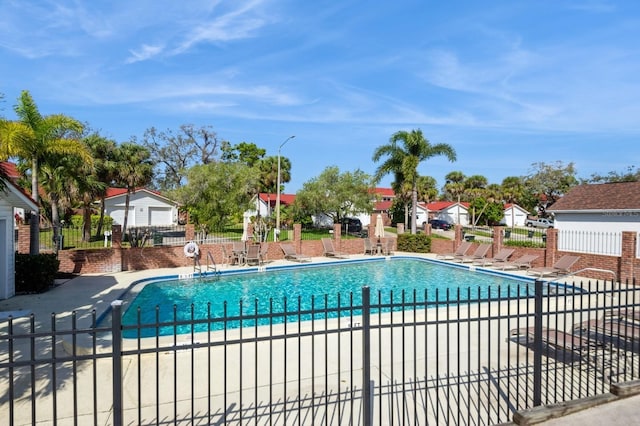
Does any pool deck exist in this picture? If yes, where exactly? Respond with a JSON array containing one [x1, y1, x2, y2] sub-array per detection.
[[1, 252, 636, 425]]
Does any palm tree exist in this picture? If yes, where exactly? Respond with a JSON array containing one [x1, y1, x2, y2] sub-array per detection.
[[83, 134, 119, 237], [0, 90, 86, 254], [373, 129, 456, 234], [114, 142, 153, 236]]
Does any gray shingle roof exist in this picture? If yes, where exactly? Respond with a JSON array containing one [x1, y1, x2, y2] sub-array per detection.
[[548, 181, 640, 211]]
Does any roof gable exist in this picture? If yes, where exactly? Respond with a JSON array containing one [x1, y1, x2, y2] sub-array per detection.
[[104, 187, 179, 206], [1, 177, 38, 211], [548, 181, 640, 211], [258, 193, 296, 207]]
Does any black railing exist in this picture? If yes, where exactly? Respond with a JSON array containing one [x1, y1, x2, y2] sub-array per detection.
[[2, 279, 639, 425]]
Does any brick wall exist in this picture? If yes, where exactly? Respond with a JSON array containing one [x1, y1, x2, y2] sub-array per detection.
[[17, 222, 640, 283]]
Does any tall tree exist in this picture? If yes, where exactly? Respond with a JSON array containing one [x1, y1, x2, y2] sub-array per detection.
[[0, 90, 86, 254], [524, 161, 578, 216], [83, 133, 119, 237], [114, 142, 153, 235], [293, 166, 373, 225], [373, 129, 456, 234], [175, 162, 255, 230], [141, 124, 222, 191]]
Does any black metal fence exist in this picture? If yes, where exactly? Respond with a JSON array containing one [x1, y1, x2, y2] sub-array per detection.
[[2, 279, 639, 425]]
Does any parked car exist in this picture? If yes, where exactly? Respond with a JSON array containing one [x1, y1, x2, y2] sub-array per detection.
[[428, 219, 453, 230], [341, 217, 363, 233], [525, 217, 554, 228]]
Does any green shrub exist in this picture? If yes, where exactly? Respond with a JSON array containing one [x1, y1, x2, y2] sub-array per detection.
[[69, 214, 113, 229], [15, 253, 60, 293], [504, 240, 546, 249], [397, 233, 431, 253]]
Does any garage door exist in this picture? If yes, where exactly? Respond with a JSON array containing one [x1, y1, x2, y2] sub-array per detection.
[[111, 207, 135, 226], [149, 207, 172, 226]]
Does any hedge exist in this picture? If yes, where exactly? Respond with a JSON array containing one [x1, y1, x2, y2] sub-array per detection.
[[15, 253, 60, 293]]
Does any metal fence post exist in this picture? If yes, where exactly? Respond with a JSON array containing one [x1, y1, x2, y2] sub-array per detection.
[[362, 286, 372, 426], [111, 300, 124, 426], [533, 280, 543, 406]]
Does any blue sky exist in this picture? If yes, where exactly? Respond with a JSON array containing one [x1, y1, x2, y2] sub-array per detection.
[[1, 1, 639, 193]]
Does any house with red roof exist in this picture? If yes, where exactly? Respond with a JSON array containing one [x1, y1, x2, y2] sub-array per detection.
[[248, 193, 296, 219], [1, 162, 39, 299], [103, 187, 180, 227], [414, 201, 470, 226]]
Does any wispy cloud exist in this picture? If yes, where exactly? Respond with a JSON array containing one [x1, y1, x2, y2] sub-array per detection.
[[126, 44, 165, 64]]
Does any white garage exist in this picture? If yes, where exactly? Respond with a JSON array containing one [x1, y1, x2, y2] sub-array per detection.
[[103, 188, 179, 228]]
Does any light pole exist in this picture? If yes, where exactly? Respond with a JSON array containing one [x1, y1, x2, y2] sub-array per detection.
[[275, 135, 295, 241]]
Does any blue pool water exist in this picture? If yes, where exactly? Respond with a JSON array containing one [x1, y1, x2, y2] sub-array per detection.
[[122, 257, 534, 337]]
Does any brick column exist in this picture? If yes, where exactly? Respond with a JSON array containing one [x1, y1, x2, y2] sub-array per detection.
[[424, 223, 432, 236], [544, 228, 558, 267], [111, 225, 122, 248], [16, 224, 31, 254], [368, 223, 375, 240], [492, 226, 504, 257], [185, 224, 195, 241], [454, 224, 463, 246], [620, 231, 637, 284], [396, 223, 405, 234], [333, 223, 342, 250], [293, 223, 302, 252]]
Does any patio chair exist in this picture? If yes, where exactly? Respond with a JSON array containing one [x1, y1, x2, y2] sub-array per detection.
[[364, 238, 376, 255], [382, 239, 394, 256], [321, 238, 349, 258], [527, 255, 580, 278], [453, 243, 491, 263], [493, 254, 538, 270], [280, 243, 311, 262], [473, 248, 514, 266], [244, 244, 262, 266], [232, 241, 247, 265], [221, 245, 234, 266], [436, 241, 472, 260]]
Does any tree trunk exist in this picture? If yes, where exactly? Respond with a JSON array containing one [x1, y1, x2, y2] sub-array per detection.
[[411, 181, 418, 234], [29, 157, 40, 255], [123, 188, 131, 236], [96, 196, 106, 237], [82, 205, 92, 242]]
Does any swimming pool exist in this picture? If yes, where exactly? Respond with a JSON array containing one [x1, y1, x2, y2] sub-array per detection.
[[121, 257, 534, 337]]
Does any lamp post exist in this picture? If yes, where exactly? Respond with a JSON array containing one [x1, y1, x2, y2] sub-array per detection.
[[275, 135, 295, 241]]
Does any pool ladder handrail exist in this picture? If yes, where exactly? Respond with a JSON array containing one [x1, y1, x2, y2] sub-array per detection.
[[193, 251, 218, 277]]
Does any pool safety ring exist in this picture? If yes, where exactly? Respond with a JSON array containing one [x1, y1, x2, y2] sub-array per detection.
[[183, 241, 200, 258]]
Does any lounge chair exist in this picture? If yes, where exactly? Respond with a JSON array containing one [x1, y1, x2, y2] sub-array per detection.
[[259, 243, 269, 264], [436, 241, 472, 260], [453, 243, 491, 263], [493, 254, 538, 270], [364, 238, 377, 255], [473, 248, 514, 267], [321, 238, 349, 258], [280, 243, 311, 262], [574, 317, 640, 342], [527, 255, 580, 278], [511, 326, 604, 354]]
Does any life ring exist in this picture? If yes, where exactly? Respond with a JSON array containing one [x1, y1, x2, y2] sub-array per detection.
[[183, 241, 200, 258]]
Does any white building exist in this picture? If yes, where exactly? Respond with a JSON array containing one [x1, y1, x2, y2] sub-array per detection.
[[0, 173, 39, 299], [548, 181, 640, 256], [103, 188, 180, 227]]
